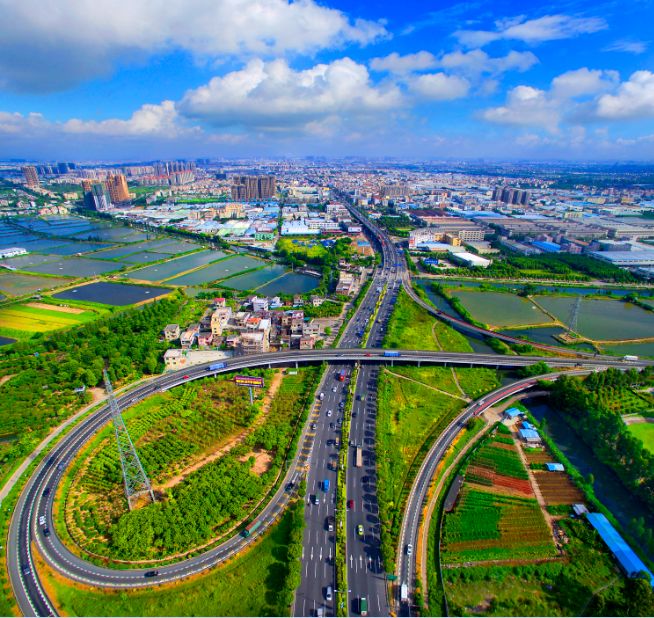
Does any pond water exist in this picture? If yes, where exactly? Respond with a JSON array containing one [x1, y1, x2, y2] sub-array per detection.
[[454, 289, 553, 327], [221, 264, 288, 291], [0, 273, 71, 296], [166, 255, 264, 286], [537, 296, 654, 341], [256, 272, 320, 295], [128, 250, 225, 281], [526, 398, 654, 558], [120, 252, 170, 265], [601, 341, 654, 358], [54, 282, 171, 306], [26, 257, 121, 277], [419, 277, 654, 298], [143, 240, 203, 254], [0, 336, 16, 347]]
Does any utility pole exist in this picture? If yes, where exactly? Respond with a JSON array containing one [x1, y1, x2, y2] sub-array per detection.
[[103, 370, 155, 510]]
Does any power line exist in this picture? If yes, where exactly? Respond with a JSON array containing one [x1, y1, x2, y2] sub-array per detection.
[[103, 369, 155, 510]]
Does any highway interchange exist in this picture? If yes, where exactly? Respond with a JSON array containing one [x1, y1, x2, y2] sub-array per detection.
[[7, 201, 654, 617]]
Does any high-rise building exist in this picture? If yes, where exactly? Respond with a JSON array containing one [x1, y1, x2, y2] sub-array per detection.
[[493, 185, 531, 206], [230, 175, 276, 201], [22, 166, 40, 188], [106, 174, 130, 204], [90, 183, 112, 211]]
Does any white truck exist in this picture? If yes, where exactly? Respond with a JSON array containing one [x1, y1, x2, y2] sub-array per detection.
[[623, 355, 639, 362], [400, 583, 409, 603]]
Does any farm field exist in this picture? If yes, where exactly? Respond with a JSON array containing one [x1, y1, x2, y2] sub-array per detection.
[[0, 272, 71, 297], [44, 505, 299, 617], [627, 422, 654, 452], [538, 296, 654, 341], [440, 428, 556, 565], [58, 367, 319, 561], [532, 471, 584, 505], [453, 290, 553, 328], [54, 282, 171, 306], [0, 303, 99, 334], [166, 255, 263, 286], [128, 249, 225, 282], [441, 518, 631, 617]]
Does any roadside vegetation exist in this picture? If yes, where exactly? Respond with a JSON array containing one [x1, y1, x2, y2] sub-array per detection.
[[58, 367, 319, 561], [41, 501, 304, 617]]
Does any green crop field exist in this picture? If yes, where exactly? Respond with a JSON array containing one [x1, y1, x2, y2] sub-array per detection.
[[441, 487, 556, 564], [0, 303, 98, 334], [627, 422, 654, 453], [44, 504, 300, 617]]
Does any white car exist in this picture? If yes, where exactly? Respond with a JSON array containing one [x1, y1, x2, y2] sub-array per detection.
[[332, 386, 337, 393], [326, 586, 333, 602], [406, 544, 413, 556], [38, 515, 46, 526], [327, 410, 332, 417]]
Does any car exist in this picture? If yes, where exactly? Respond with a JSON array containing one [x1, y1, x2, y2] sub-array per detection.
[[312, 494, 320, 505], [183, 375, 190, 379], [327, 410, 332, 417], [285, 481, 295, 491], [21, 564, 30, 576], [352, 412, 357, 417], [311, 423, 317, 430], [42, 487, 51, 497], [144, 570, 159, 578], [326, 586, 333, 602], [356, 395, 363, 401], [43, 527, 50, 537], [329, 423, 334, 429], [357, 524, 364, 537], [406, 544, 413, 556], [38, 515, 46, 526], [347, 499, 354, 510]]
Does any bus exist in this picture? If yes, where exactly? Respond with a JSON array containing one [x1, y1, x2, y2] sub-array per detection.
[[355, 446, 363, 468], [241, 520, 261, 538]]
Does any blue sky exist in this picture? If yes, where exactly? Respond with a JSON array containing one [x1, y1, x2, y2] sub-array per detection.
[[0, 0, 653, 160]]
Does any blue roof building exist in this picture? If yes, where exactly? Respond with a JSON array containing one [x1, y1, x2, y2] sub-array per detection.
[[545, 463, 565, 472], [519, 428, 541, 442], [504, 407, 522, 419], [522, 421, 535, 430], [532, 240, 561, 253], [587, 513, 654, 586]]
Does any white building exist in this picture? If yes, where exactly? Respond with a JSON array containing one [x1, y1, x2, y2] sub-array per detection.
[[448, 250, 492, 268], [0, 247, 28, 258]]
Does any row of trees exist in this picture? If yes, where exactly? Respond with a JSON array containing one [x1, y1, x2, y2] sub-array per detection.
[[550, 369, 654, 512], [0, 296, 184, 480]]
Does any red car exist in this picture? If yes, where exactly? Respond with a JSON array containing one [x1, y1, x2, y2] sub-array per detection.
[[183, 375, 190, 379], [347, 499, 354, 510]]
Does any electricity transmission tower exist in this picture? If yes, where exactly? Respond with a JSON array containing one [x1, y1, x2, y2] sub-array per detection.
[[103, 370, 155, 510], [567, 296, 582, 335]]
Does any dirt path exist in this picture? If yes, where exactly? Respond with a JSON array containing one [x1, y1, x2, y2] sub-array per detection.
[[26, 301, 85, 314], [155, 370, 284, 492], [383, 367, 468, 402], [0, 374, 14, 387]]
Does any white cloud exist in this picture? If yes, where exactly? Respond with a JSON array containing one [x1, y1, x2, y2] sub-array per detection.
[[408, 73, 470, 100], [177, 58, 404, 132], [437, 49, 538, 76], [481, 85, 561, 132], [551, 68, 619, 99], [0, 0, 388, 92], [455, 14, 606, 47], [604, 40, 649, 54], [369, 52, 437, 74], [596, 71, 654, 119], [62, 101, 192, 137]]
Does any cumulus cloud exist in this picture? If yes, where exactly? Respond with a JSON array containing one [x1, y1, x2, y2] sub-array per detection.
[[369, 52, 437, 74], [550, 68, 619, 99], [437, 49, 538, 76], [177, 58, 404, 132], [63, 101, 193, 137], [596, 71, 654, 119], [482, 86, 561, 132], [0, 0, 388, 92], [455, 14, 606, 47], [408, 73, 470, 100], [482, 67, 630, 131]]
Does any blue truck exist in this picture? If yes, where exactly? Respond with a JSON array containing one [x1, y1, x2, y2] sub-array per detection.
[[383, 351, 401, 358], [208, 362, 226, 371]]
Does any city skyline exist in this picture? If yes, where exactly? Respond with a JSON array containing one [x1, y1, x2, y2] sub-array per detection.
[[0, 0, 653, 160]]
